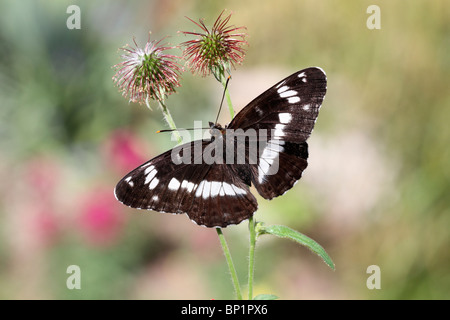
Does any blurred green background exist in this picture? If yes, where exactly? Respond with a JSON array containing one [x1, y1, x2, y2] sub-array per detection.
[[0, 0, 448, 299]]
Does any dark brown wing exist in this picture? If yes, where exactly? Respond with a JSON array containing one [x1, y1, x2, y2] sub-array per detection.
[[114, 140, 257, 227]]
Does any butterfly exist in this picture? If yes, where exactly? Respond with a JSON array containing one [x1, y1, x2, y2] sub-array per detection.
[[114, 67, 327, 227]]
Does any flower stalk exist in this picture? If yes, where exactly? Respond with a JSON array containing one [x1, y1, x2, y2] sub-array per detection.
[[219, 73, 235, 120], [248, 216, 256, 300], [154, 99, 182, 144], [216, 228, 243, 300]]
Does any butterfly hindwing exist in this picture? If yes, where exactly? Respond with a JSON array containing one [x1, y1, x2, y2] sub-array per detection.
[[251, 140, 309, 199]]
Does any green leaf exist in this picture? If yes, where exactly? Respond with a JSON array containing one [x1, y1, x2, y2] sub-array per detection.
[[253, 294, 279, 300], [258, 224, 335, 270]]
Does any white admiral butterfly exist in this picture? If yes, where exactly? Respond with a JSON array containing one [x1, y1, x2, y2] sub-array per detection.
[[115, 67, 327, 227]]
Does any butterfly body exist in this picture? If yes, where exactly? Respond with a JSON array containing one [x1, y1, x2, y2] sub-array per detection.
[[115, 67, 327, 227]]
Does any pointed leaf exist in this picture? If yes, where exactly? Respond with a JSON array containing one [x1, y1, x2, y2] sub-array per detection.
[[258, 224, 335, 270]]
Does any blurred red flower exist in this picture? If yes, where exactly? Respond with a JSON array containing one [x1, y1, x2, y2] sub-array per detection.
[[22, 157, 61, 247], [26, 156, 60, 200], [79, 188, 126, 246], [30, 208, 60, 247], [104, 129, 148, 174]]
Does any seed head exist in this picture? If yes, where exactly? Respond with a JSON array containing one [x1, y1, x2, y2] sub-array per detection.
[[181, 11, 248, 80], [113, 37, 182, 104]]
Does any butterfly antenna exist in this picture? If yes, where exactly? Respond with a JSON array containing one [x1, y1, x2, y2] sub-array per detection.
[[215, 75, 231, 125], [156, 128, 209, 134]]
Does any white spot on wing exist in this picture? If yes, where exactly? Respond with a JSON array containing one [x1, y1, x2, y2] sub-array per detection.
[[149, 178, 159, 190], [255, 106, 263, 116], [195, 181, 205, 197], [187, 182, 196, 192], [279, 90, 297, 98], [144, 168, 157, 184], [275, 80, 286, 89], [258, 139, 284, 183], [303, 104, 310, 111], [181, 180, 197, 192], [168, 178, 181, 191], [192, 180, 247, 198], [223, 183, 235, 196], [288, 96, 301, 104], [268, 139, 285, 146], [125, 176, 134, 187], [274, 124, 286, 138], [279, 113, 292, 124], [181, 180, 196, 193], [202, 181, 211, 199], [258, 159, 271, 183], [267, 139, 284, 152], [261, 148, 278, 161], [298, 71, 307, 82], [277, 85, 289, 94], [210, 181, 221, 197], [144, 165, 155, 175], [231, 185, 247, 196]]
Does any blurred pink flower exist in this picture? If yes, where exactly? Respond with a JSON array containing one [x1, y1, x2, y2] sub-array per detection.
[[26, 156, 60, 200], [21, 157, 62, 247], [30, 208, 60, 247], [79, 188, 126, 246], [104, 129, 149, 174]]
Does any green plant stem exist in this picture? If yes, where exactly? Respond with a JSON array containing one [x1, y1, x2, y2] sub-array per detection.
[[220, 74, 235, 119], [155, 99, 182, 144], [216, 227, 243, 300], [248, 216, 256, 300], [219, 74, 257, 300], [215, 75, 242, 300]]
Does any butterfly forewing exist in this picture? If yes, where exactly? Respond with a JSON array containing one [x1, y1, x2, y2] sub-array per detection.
[[228, 67, 326, 143]]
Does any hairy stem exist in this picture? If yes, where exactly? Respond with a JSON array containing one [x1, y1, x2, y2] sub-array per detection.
[[155, 99, 182, 144], [221, 74, 235, 119], [248, 216, 256, 299], [216, 227, 243, 300]]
